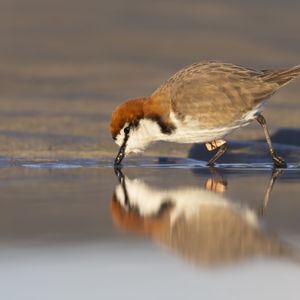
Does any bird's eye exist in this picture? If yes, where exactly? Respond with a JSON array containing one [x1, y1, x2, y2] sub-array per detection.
[[124, 126, 130, 135]]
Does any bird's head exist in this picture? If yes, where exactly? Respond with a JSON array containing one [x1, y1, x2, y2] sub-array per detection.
[[110, 98, 154, 166]]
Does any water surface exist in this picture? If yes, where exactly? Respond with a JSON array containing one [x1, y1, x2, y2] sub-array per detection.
[[0, 158, 300, 299]]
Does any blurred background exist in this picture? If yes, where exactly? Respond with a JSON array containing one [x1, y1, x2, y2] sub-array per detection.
[[1, 0, 300, 159], [1, 2, 300, 299]]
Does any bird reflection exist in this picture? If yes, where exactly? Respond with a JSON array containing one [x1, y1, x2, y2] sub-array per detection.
[[111, 168, 295, 267]]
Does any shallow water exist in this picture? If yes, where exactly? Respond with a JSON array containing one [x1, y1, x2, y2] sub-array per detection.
[[0, 157, 300, 299], [1, 1, 300, 299]]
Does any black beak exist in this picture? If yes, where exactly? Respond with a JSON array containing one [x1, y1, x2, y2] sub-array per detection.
[[114, 127, 130, 167], [114, 142, 126, 167], [114, 135, 128, 168]]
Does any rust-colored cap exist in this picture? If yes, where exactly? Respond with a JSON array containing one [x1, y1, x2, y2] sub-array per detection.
[[110, 98, 146, 139]]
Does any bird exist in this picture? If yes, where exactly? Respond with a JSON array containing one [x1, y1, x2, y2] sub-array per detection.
[[110, 61, 300, 167]]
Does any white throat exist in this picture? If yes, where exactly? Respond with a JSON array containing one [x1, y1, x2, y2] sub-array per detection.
[[116, 119, 166, 154]]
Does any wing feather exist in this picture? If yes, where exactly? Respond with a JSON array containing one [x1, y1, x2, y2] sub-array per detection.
[[154, 62, 278, 129]]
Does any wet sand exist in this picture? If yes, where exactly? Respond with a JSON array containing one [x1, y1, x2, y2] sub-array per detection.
[[1, 0, 300, 159]]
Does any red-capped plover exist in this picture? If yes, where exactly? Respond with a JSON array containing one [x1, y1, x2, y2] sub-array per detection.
[[111, 61, 300, 167]]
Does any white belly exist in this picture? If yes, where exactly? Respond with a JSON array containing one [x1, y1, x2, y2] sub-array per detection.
[[165, 104, 264, 143], [165, 124, 238, 143]]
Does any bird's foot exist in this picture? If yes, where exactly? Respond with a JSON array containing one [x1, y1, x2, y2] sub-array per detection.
[[207, 161, 215, 167], [205, 139, 226, 151], [272, 152, 287, 168]]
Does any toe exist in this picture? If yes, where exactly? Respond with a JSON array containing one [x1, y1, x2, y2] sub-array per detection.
[[273, 155, 287, 168]]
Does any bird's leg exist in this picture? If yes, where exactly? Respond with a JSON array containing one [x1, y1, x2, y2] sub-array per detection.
[[256, 114, 287, 168], [205, 139, 227, 166]]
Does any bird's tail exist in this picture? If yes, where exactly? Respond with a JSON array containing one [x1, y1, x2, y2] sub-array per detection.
[[261, 65, 300, 87]]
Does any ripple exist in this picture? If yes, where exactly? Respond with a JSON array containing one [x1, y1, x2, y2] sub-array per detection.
[[0, 157, 295, 172]]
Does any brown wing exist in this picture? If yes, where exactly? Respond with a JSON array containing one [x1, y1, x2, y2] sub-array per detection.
[[164, 62, 278, 128]]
